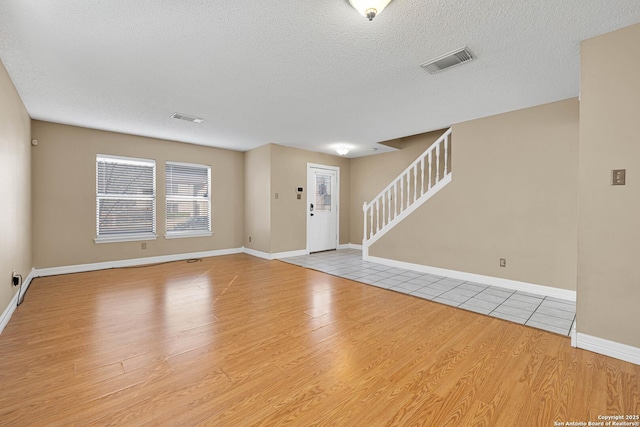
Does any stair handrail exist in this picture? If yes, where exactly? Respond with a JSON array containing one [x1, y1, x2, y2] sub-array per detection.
[[362, 128, 452, 258]]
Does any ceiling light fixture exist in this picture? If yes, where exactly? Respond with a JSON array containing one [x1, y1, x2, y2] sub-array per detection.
[[348, 0, 393, 21], [336, 145, 350, 156]]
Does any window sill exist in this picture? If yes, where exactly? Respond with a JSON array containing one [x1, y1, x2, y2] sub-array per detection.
[[164, 231, 213, 240], [94, 234, 158, 244]]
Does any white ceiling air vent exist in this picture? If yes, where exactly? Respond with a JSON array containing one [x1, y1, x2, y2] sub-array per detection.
[[171, 112, 205, 124], [421, 46, 475, 74]]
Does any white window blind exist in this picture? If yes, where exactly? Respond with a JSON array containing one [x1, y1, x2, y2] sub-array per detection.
[[165, 162, 211, 237], [96, 155, 156, 242]]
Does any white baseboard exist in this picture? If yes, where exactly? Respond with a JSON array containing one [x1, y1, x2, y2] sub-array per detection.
[[0, 290, 19, 335], [34, 248, 244, 277], [242, 247, 308, 260], [576, 333, 640, 365], [271, 249, 307, 259], [256, 245, 363, 258], [33, 246, 311, 279], [367, 255, 576, 301], [570, 320, 577, 347], [338, 243, 362, 250], [0, 269, 36, 335], [244, 245, 360, 259], [242, 247, 271, 260], [19, 269, 37, 304]]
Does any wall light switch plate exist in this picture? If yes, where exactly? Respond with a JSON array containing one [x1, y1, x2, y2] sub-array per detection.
[[611, 169, 626, 185]]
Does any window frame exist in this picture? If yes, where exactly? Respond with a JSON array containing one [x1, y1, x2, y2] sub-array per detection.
[[95, 154, 157, 244], [164, 161, 212, 239]]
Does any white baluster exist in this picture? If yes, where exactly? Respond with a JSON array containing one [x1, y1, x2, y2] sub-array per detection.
[[444, 135, 449, 175], [428, 151, 432, 190], [400, 179, 404, 212], [406, 172, 411, 205], [436, 143, 441, 182], [394, 182, 398, 217], [376, 200, 380, 233], [387, 190, 391, 224], [420, 157, 425, 197], [416, 166, 418, 198], [382, 195, 386, 228], [362, 202, 368, 243], [369, 204, 374, 239]]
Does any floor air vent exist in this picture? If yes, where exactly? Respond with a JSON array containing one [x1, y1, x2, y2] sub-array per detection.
[[421, 46, 475, 74], [171, 113, 205, 124]]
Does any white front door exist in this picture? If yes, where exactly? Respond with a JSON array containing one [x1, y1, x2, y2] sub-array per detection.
[[307, 165, 339, 253]]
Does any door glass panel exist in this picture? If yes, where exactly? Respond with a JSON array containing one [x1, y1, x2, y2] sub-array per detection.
[[315, 174, 331, 212]]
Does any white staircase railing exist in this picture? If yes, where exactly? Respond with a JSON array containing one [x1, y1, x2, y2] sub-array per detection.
[[362, 128, 452, 260]]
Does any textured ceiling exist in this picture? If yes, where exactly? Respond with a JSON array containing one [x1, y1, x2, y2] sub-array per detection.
[[1, 1, 639, 157]]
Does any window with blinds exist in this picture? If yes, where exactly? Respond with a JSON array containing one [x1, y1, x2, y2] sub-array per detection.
[[95, 155, 156, 242], [165, 162, 211, 238]]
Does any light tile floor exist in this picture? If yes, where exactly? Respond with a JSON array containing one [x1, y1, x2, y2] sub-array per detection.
[[281, 249, 576, 336]]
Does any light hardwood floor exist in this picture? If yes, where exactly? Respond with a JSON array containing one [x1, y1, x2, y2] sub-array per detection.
[[0, 254, 638, 426]]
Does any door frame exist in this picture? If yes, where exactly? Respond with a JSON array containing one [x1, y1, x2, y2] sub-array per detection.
[[306, 163, 340, 254]]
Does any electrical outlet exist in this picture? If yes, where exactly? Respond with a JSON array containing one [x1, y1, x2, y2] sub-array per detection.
[[11, 270, 20, 286], [141, 242, 147, 250], [611, 169, 626, 185], [499, 258, 506, 268]]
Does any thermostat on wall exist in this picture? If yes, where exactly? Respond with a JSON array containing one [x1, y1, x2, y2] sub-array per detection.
[[296, 187, 304, 193]]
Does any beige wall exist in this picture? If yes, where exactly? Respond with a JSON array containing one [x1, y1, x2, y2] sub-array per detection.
[[367, 99, 579, 291], [0, 59, 32, 314], [578, 23, 640, 348], [31, 121, 244, 268], [270, 144, 350, 253], [244, 144, 272, 253], [350, 131, 444, 244]]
